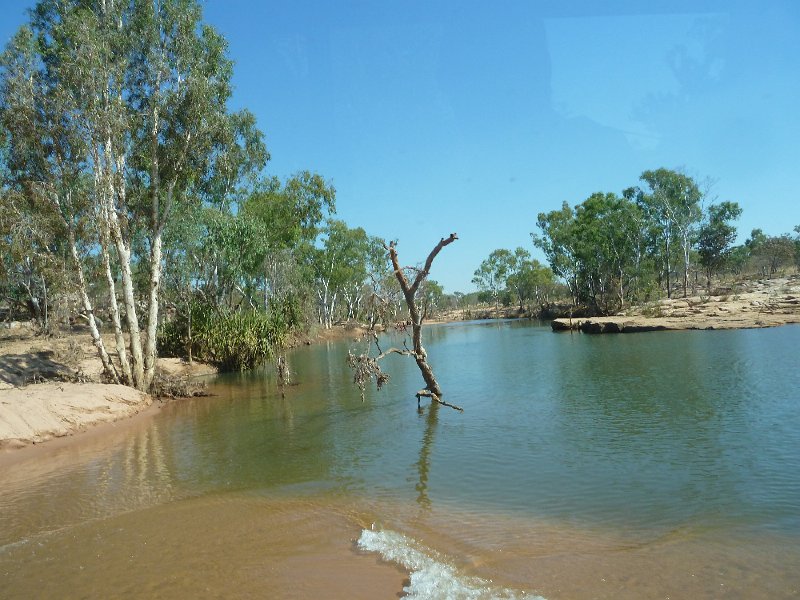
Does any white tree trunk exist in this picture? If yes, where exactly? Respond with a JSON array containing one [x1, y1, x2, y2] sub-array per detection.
[[144, 231, 163, 390], [68, 225, 119, 383], [99, 220, 133, 385]]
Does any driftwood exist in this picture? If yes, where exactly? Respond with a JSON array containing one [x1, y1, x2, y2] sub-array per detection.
[[349, 233, 462, 411]]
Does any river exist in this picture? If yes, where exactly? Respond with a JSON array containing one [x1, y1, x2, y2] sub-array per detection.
[[2, 321, 799, 598]]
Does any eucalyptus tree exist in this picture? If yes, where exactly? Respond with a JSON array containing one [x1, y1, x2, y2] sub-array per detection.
[[499, 247, 533, 310], [636, 169, 702, 298], [2, 132, 65, 327], [191, 209, 269, 308], [697, 201, 742, 286], [0, 184, 69, 330], [242, 171, 336, 311], [418, 279, 444, 320], [752, 235, 796, 277], [532, 202, 581, 306], [341, 234, 386, 322], [0, 0, 266, 390], [795, 225, 800, 269], [364, 270, 405, 327], [312, 219, 384, 328], [507, 259, 556, 311], [472, 248, 514, 316], [573, 192, 647, 310], [745, 228, 768, 252]]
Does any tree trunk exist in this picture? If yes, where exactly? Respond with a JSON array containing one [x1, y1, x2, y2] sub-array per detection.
[[103, 145, 146, 390], [387, 234, 461, 410], [109, 216, 145, 389], [143, 231, 163, 390], [68, 225, 119, 383], [682, 231, 691, 298], [97, 190, 133, 385], [100, 228, 132, 385], [664, 234, 672, 299]]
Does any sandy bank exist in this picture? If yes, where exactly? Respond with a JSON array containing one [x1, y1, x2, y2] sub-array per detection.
[[553, 276, 800, 333], [0, 329, 216, 452], [0, 382, 151, 450]]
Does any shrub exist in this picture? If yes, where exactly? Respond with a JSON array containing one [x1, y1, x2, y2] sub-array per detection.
[[158, 298, 297, 371]]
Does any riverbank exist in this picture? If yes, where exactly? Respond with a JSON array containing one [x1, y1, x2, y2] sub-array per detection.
[[552, 275, 800, 333], [4, 274, 798, 451], [0, 330, 216, 452], [0, 321, 381, 453]]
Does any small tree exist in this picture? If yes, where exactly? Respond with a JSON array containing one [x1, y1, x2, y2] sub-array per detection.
[[794, 225, 800, 269], [508, 259, 557, 312], [472, 249, 513, 316], [752, 235, 796, 277], [532, 202, 581, 306], [697, 201, 742, 287]]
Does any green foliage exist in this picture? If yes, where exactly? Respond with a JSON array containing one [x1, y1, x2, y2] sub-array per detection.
[[472, 249, 514, 312], [419, 279, 445, 318], [312, 219, 386, 327], [532, 169, 745, 307], [159, 298, 298, 371], [507, 258, 557, 309], [697, 201, 742, 282], [745, 228, 768, 252], [242, 171, 336, 249], [533, 192, 651, 311], [1, 0, 270, 389], [635, 169, 703, 297], [751, 235, 796, 276]]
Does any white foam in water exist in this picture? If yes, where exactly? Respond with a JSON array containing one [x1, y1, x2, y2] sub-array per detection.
[[358, 527, 546, 600]]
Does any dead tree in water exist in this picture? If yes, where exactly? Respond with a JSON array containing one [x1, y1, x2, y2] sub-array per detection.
[[348, 233, 462, 411]]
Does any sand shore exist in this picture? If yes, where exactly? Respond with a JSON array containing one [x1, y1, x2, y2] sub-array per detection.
[[0, 382, 151, 450], [0, 330, 216, 453]]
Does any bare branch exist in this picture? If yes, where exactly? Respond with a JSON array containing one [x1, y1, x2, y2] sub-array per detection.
[[410, 233, 458, 295], [375, 347, 418, 361], [416, 389, 464, 412], [352, 232, 460, 411]]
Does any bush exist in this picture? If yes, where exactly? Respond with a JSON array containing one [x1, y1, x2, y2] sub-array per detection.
[[158, 298, 298, 371]]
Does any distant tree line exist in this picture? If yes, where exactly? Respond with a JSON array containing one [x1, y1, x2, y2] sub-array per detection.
[[470, 168, 799, 316], [527, 168, 798, 314], [471, 247, 561, 315]]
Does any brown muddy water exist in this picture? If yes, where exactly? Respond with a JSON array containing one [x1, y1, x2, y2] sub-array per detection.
[[2, 321, 799, 599]]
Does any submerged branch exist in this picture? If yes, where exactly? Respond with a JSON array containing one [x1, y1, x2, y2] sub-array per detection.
[[416, 389, 464, 412]]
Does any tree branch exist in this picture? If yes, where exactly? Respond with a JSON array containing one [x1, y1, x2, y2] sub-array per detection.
[[410, 233, 458, 295], [416, 389, 464, 412], [375, 347, 419, 361]]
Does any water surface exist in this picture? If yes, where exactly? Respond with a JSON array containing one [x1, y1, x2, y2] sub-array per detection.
[[2, 321, 799, 598]]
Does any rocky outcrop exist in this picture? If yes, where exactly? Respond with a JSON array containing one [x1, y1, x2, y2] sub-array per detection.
[[551, 318, 670, 333], [552, 276, 800, 334]]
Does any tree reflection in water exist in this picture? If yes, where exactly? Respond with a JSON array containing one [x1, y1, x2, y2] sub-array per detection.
[[414, 402, 439, 510]]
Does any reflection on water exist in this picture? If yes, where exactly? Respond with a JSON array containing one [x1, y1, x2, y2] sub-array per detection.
[[1, 322, 800, 598], [0, 421, 179, 545], [414, 403, 439, 511]]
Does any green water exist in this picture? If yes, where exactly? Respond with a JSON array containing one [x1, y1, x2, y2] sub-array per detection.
[[176, 320, 800, 533], [2, 321, 799, 598]]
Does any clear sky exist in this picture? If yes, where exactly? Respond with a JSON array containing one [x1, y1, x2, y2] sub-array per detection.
[[2, 0, 799, 293]]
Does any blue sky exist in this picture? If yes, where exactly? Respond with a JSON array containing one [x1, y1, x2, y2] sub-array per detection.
[[2, 0, 799, 293]]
